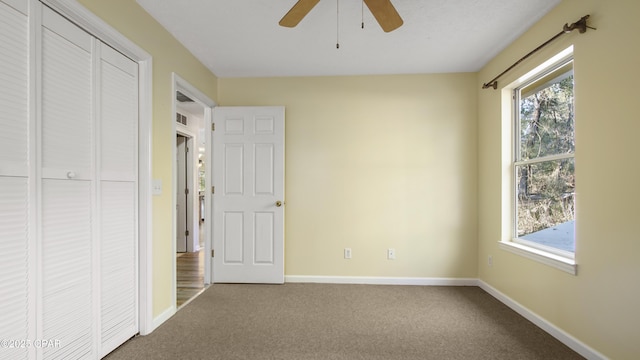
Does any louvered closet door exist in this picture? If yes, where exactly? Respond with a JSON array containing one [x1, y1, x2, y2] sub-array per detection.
[[0, 3, 139, 358], [98, 43, 138, 358], [40, 7, 95, 359], [0, 1, 33, 360]]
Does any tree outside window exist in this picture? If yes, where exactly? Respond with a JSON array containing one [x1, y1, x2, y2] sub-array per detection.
[[514, 60, 575, 255]]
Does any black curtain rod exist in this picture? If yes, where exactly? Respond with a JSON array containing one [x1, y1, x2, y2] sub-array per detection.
[[482, 15, 595, 90]]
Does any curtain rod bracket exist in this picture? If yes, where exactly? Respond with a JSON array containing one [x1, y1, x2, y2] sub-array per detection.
[[482, 14, 595, 90], [563, 15, 596, 34], [482, 81, 498, 90]]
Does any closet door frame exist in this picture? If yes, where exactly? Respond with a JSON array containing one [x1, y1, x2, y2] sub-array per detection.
[[38, 0, 155, 336]]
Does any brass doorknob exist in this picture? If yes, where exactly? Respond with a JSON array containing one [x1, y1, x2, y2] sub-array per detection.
[[276, 201, 283, 207]]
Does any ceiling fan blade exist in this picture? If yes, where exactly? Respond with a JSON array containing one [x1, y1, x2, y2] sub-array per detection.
[[279, 0, 321, 28], [363, 0, 404, 32]]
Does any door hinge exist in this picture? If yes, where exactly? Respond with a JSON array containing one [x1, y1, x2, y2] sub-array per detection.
[[211, 250, 215, 257], [211, 123, 215, 131], [186, 146, 189, 153], [211, 186, 215, 194], [185, 230, 189, 236], [185, 188, 189, 195]]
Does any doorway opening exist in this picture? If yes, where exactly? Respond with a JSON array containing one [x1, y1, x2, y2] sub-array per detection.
[[174, 89, 208, 308]]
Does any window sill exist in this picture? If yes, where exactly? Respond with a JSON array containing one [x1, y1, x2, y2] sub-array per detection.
[[498, 241, 577, 275]]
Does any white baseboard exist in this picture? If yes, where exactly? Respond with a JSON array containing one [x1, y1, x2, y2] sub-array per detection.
[[149, 306, 176, 333], [285, 275, 478, 286], [477, 280, 607, 360]]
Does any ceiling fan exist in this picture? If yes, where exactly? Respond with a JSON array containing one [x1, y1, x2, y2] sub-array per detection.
[[279, 0, 403, 33]]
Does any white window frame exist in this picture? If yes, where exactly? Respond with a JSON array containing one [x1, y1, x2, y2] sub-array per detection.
[[499, 47, 577, 275]]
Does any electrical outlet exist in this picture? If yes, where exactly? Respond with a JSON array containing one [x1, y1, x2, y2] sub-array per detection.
[[488, 255, 493, 267], [387, 248, 396, 260], [344, 248, 352, 259]]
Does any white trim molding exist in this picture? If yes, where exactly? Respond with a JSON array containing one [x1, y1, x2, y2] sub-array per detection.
[[498, 241, 577, 275], [151, 306, 175, 333], [478, 280, 606, 360], [285, 275, 478, 286], [137, 57, 153, 336]]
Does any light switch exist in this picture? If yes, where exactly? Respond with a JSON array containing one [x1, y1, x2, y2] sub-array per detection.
[[152, 179, 162, 195]]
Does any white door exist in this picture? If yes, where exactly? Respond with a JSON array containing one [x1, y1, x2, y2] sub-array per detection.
[[212, 106, 285, 284], [176, 135, 188, 252], [0, 1, 32, 359], [40, 7, 95, 358], [41, 5, 139, 359], [97, 40, 139, 358]]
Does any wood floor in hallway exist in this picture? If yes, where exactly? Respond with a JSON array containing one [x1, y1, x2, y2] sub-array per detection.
[[176, 250, 205, 308]]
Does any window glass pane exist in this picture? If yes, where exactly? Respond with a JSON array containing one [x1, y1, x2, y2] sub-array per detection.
[[519, 70, 574, 161], [516, 158, 575, 252]]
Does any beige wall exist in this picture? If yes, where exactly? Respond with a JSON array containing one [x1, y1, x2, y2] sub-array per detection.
[[75, 0, 219, 316], [219, 74, 478, 278], [477, 0, 640, 358]]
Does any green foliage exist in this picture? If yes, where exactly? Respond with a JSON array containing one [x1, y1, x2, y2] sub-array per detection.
[[519, 76, 574, 160]]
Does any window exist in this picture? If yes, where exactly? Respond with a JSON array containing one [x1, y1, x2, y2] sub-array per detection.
[[513, 58, 575, 259]]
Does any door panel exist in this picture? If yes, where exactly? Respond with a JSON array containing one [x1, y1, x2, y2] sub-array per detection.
[[254, 212, 274, 264], [213, 106, 284, 284], [98, 41, 138, 358], [0, 0, 29, 178], [0, 3, 31, 359], [100, 181, 137, 357], [41, 8, 93, 181], [0, 177, 30, 360], [99, 43, 138, 182], [254, 144, 274, 195], [223, 144, 244, 195], [41, 179, 94, 360], [223, 211, 244, 263], [40, 10, 96, 359]]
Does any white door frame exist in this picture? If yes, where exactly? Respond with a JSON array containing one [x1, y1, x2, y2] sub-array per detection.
[[172, 74, 216, 299], [41, 0, 155, 335]]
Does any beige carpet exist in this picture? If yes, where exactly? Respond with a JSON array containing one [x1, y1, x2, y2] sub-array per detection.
[[105, 284, 583, 360]]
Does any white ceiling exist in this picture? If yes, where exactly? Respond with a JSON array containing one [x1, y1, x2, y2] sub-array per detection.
[[135, 0, 561, 78]]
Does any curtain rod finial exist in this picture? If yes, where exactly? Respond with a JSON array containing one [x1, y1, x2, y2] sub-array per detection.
[[563, 14, 595, 34]]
